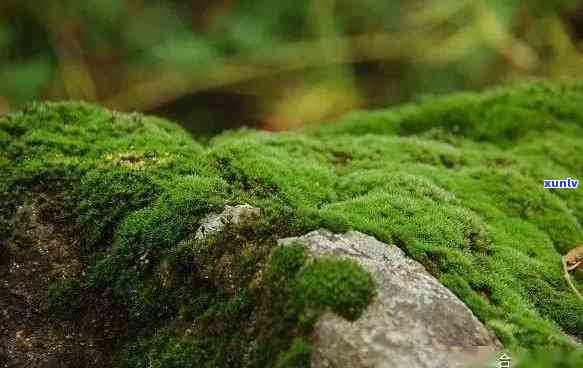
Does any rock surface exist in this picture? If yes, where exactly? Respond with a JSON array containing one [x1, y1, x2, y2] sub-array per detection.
[[195, 204, 261, 240], [278, 230, 502, 368]]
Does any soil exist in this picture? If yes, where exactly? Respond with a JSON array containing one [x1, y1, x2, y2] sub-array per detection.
[[0, 201, 126, 368]]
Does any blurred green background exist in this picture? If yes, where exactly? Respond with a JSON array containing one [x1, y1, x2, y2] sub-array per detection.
[[1, 0, 583, 135]]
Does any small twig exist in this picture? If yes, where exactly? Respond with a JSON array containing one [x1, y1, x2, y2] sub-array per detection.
[[569, 260, 583, 272], [562, 256, 583, 303]]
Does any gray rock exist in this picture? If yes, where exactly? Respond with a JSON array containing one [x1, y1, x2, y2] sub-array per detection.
[[195, 204, 261, 240], [278, 230, 502, 368]]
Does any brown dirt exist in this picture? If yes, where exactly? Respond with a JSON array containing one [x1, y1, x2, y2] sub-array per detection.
[[0, 201, 126, 368]]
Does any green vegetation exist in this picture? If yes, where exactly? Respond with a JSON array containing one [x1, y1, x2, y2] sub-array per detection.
[[2, 81, 583, 366], [515, 349, 583, 367], [294, 258, 375, 321]]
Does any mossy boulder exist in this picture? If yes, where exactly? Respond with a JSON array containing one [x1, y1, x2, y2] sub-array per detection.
[[279, 230, 501, 367], [1, 82, 583, 367]]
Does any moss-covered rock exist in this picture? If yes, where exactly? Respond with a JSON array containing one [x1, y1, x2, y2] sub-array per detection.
[[1, 82, 583, 367], [279, 230, 501, 367]]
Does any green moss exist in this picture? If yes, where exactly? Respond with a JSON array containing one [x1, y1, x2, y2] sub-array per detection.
[[77, 168, 163, 250], [274, 337, 312, 368], [122, 334, 213, 368], [2, 83, 583, 367], [265, 243, 308, 282], [47, 278, 83, 320], [515, 350, 583, 368], [294, 258, 375, 321]]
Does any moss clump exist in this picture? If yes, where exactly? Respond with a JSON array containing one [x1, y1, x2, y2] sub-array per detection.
[[265, 243, 308, 282], [2, 82, 583, 367], [294, 258, 375, 321]]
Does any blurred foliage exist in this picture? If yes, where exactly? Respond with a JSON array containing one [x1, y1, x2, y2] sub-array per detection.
[[1, 0, 583, 133]]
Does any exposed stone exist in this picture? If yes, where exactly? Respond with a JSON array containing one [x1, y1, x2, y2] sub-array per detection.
[[195, 204, 261, 240], [278, 230, 502, 368]]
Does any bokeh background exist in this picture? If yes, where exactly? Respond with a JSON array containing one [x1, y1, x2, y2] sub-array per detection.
[[1, 0, 583, 135]]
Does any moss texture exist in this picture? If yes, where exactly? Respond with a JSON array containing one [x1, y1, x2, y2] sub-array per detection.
[[1, 82, 583, 366]]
